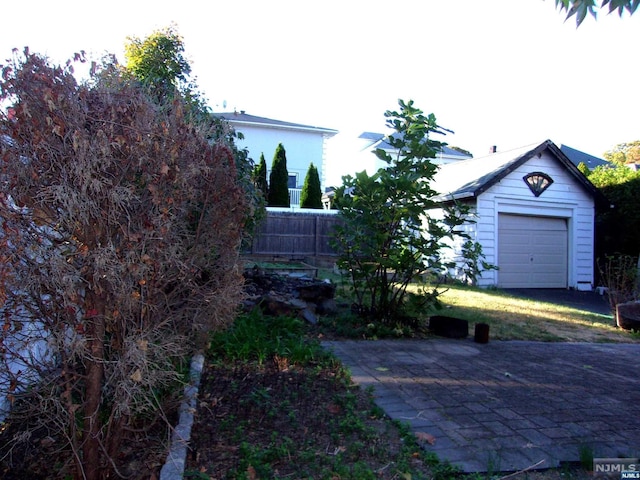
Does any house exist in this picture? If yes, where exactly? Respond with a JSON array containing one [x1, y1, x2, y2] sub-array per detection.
[[353, 132, 472, 176], [212, 111, 338, 206], [431, 139, 607, 290], [560, 144, 609, 170]]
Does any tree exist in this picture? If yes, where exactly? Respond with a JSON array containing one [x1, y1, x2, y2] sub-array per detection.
[[300, 163, 323, 209], [332, 100, 469, 326], [124, 25, 195, 105], [0, 49, 248, 479], [268, 143, 290, 207], [124, 25, 224, 138], [123, 26, 263, 244], [254, 152, 269, 200], [449, 145, 473, 157], [603, 140, 640, 165], [585, 161, 640, 257], [554, 0, 639, 26]]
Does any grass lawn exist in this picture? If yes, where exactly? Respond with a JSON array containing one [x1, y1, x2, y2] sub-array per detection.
[[185, 311, 592, 480], [434, 284, 637, 343], [322, 268, 638, 343], [2, 278, 633, 479]]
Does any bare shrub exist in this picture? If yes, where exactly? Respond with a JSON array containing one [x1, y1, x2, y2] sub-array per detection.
[[0, 49, 248, 479], [597, 254, 639, 313]]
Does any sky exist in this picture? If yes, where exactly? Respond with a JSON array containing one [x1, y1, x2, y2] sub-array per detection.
[[2, 0, 639, 185]]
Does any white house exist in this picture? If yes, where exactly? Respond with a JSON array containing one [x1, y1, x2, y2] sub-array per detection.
[[560, 144, 610, 170], [432, 140, 606, 290], [213, 111, 338, 206], [351, 132, 472, 177]]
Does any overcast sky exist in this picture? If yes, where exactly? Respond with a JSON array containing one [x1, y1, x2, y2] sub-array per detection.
[[2, 0, 639, 184]]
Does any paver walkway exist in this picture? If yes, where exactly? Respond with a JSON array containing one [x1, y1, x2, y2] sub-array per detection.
[[323, 339, 640, 473]]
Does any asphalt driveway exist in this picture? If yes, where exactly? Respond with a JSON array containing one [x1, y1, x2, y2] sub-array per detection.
[[504, 288, 612, 316]]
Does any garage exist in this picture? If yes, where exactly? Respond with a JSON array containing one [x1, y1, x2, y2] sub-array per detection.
[[498, 213, 568, 288], [432, 140, 605, 290]]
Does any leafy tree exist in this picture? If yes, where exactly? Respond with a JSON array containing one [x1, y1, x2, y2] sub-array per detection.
[[124, 25, 201, 110], [0, 50, 248, 480], [577, 161, 591, 176], [124, 26, 228, 144], [459, 240, 499, 286], [585, 161, 640, 257], [268, 143, 290, 207], [124, 26, 263, 244], [554, 0, 639, 26], [254, 152, 269, 200], [449, 145, 473, 157], [300, 162, 323, 209], [332, 100, 469, 326], [603, 140, 640, 165]]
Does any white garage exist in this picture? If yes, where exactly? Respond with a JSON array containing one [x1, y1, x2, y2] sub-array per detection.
[[433, 140, 606, 291]]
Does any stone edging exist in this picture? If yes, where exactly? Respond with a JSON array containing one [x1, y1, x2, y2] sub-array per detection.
[[159, 353, 205, 480]]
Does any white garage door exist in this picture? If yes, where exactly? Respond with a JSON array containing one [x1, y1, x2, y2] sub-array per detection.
[[498, 214, 568, 288]]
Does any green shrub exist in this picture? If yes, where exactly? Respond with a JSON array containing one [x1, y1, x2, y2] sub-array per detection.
[[586, 161, 640, 257], [332, 99, 469, 326]]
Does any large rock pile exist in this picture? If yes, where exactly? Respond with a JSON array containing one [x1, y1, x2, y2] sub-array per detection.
[[242, 268, 338, 324]]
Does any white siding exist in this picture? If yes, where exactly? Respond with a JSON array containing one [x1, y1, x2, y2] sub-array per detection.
[[236, 126, 329, 192], [474, 151, 595, 290], [426, 204, 480, 282]]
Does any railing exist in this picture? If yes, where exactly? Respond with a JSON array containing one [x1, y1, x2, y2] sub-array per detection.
[[289, 188, 301, 206]]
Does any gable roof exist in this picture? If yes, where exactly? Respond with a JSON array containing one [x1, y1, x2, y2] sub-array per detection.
[[359, 131, 473, 159], [212, 111, 338, 136], [560, 144, 609, 169], [358, 131, 385, 142], [432, 139, 606, 204]]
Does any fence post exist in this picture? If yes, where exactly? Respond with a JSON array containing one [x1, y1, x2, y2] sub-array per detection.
[[315, 215, 320, 257]]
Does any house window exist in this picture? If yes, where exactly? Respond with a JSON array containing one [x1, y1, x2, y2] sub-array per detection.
[[523, 171, 553, 197], [288, 174, 298, 189]]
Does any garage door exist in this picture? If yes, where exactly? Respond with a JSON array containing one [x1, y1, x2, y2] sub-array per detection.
[[498, 214, 568, 288]]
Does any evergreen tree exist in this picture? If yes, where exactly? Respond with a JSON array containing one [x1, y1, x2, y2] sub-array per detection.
[[300, 163, 323, 209], [268, 143, 290, 207], [254, 153, 268, 200]]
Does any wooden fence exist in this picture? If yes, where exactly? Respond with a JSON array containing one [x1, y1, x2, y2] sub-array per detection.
[[247, 210, 342, 260]]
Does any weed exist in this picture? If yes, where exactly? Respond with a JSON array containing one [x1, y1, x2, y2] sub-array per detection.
[[208, 309, 329, 365], [249, 386, 272, 405], [579, 443, 594, 471], [484, 450, 502, 477], [183, 471, 211, 479]]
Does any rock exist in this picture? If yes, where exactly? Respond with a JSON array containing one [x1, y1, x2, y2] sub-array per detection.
[[242, 270, 338, 323], [299, 308, 318, 325], [260, 294, 306, 317], [616, 301, 640, 331], [429, 315, 469, 339], [297, 282, 336, 302], [317, 298, 338, 315]]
